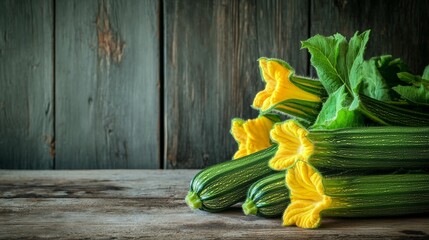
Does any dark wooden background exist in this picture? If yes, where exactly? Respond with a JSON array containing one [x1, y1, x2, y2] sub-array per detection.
[[0, 0, 428, 169]]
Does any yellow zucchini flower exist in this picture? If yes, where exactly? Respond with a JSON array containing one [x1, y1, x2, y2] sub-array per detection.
[[230, 115, 279, 159], [269, 120, 313, 170], [253, 58, 325, 123], [283, 161, 332, 228]]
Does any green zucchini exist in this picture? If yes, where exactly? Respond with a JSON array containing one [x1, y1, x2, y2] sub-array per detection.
[[185, 145, 278, 212], [283, 161, 429, 229], [269, 119, 429, 171], [360, 94, 429, 126], [242, 172, 289, 218]]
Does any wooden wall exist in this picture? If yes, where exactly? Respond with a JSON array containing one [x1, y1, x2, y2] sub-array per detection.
[[55, 0, 160, 169], [0, 0, 54, 169], [0, 0, 428, 169]]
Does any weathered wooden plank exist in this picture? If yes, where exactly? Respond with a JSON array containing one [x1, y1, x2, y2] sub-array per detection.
[[0, 169, 196, 199], [164, 0, 309, 168], [1, 198, 428, 239], [55, 0, 160, 169], [310, 0, 429, 75], [0, 0, 54, 169], [0, 170, 428, 239]]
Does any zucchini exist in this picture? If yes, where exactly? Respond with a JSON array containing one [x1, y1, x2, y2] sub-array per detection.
[[185, 145, 278, 212], [252, 58, 326, 124], [242, 172, 289, 218], [283, 161, 429, 229], [359, 94, 429, 126], [269, 120, 429, 171]]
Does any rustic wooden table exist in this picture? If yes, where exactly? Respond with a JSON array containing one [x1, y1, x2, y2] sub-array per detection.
[[0, 170, 428, 239]]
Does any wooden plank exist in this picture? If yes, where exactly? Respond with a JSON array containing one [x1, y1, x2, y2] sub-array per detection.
[[55, 0, 160, 169], [1, 199, 428, 240], [164, 0, 309, 168], [0, 0, 54, 169], [0, 170, 428, 239], [0, 170, 196, 199], [310, 0, 429, 75]]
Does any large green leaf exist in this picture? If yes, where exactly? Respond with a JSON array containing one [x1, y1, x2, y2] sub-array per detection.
[[346, 31, 370, 80], [302, 30, 370, 95], [359, 59, 391, 101], [311, 85, 364, 130], [301, 34, 347, 94]]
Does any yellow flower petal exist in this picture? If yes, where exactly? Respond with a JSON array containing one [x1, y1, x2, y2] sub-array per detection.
[[269, 120, 314, 170], [230, 119, 246, 144], [253, 58, 321, 112], [230, 116, 275, 159], [283, 161, 331, 229], [233, 148, 248, 159], [230, 119, 247, 159]]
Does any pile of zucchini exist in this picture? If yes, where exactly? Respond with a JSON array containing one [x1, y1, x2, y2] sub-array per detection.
[[185, 30, 429, 229]]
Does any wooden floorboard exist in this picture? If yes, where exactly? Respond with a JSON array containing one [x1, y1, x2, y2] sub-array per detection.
[[0, 170, 428, 239]]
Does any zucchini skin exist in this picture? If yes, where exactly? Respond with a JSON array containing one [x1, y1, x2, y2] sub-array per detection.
[[243, 172, 289, 218], [308, 125, 429, 170], [360, 94, 429, 126], [186, 145, 278, 212]]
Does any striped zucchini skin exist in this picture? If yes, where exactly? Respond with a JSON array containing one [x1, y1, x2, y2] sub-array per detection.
[[308, 126, 429, 170], [322, 173, 429, 217], [360, 94, 429, 126], [186, 145, 278, 212], [243, 172, 289, 218]]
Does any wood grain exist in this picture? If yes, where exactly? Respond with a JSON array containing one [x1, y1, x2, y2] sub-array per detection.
[[0, 170, 428, 239], [0, 170, 194, 199], [55, 0, 160, 169], [0, 0, 54, 169], [2, 1, 429, 169], [164, 0, 310, 168], [310, 0, 429, 75]]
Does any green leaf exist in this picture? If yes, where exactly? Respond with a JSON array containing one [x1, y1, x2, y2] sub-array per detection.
[[422, 65, 429, 80], [393, 67, 429, 104], [393, 85, 429, 104], [302, 30, 370, 95], [373, 55, 409, 88], [349, 55, 409, 101], [397, 72, 422, 85], [348, 32, 370, 97], [359, 59, 391, 101], [347, 31, 370, 79], [334, 33, 349, 83], [301, 34, 347, 94], [311, 85, 364, 130]]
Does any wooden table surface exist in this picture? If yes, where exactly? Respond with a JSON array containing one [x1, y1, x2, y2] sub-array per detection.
[[0, 170, 428, 239]]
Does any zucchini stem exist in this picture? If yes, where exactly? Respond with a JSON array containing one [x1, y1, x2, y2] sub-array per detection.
[[185, 191, 202, 210], [242, 199, 258, 216]]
